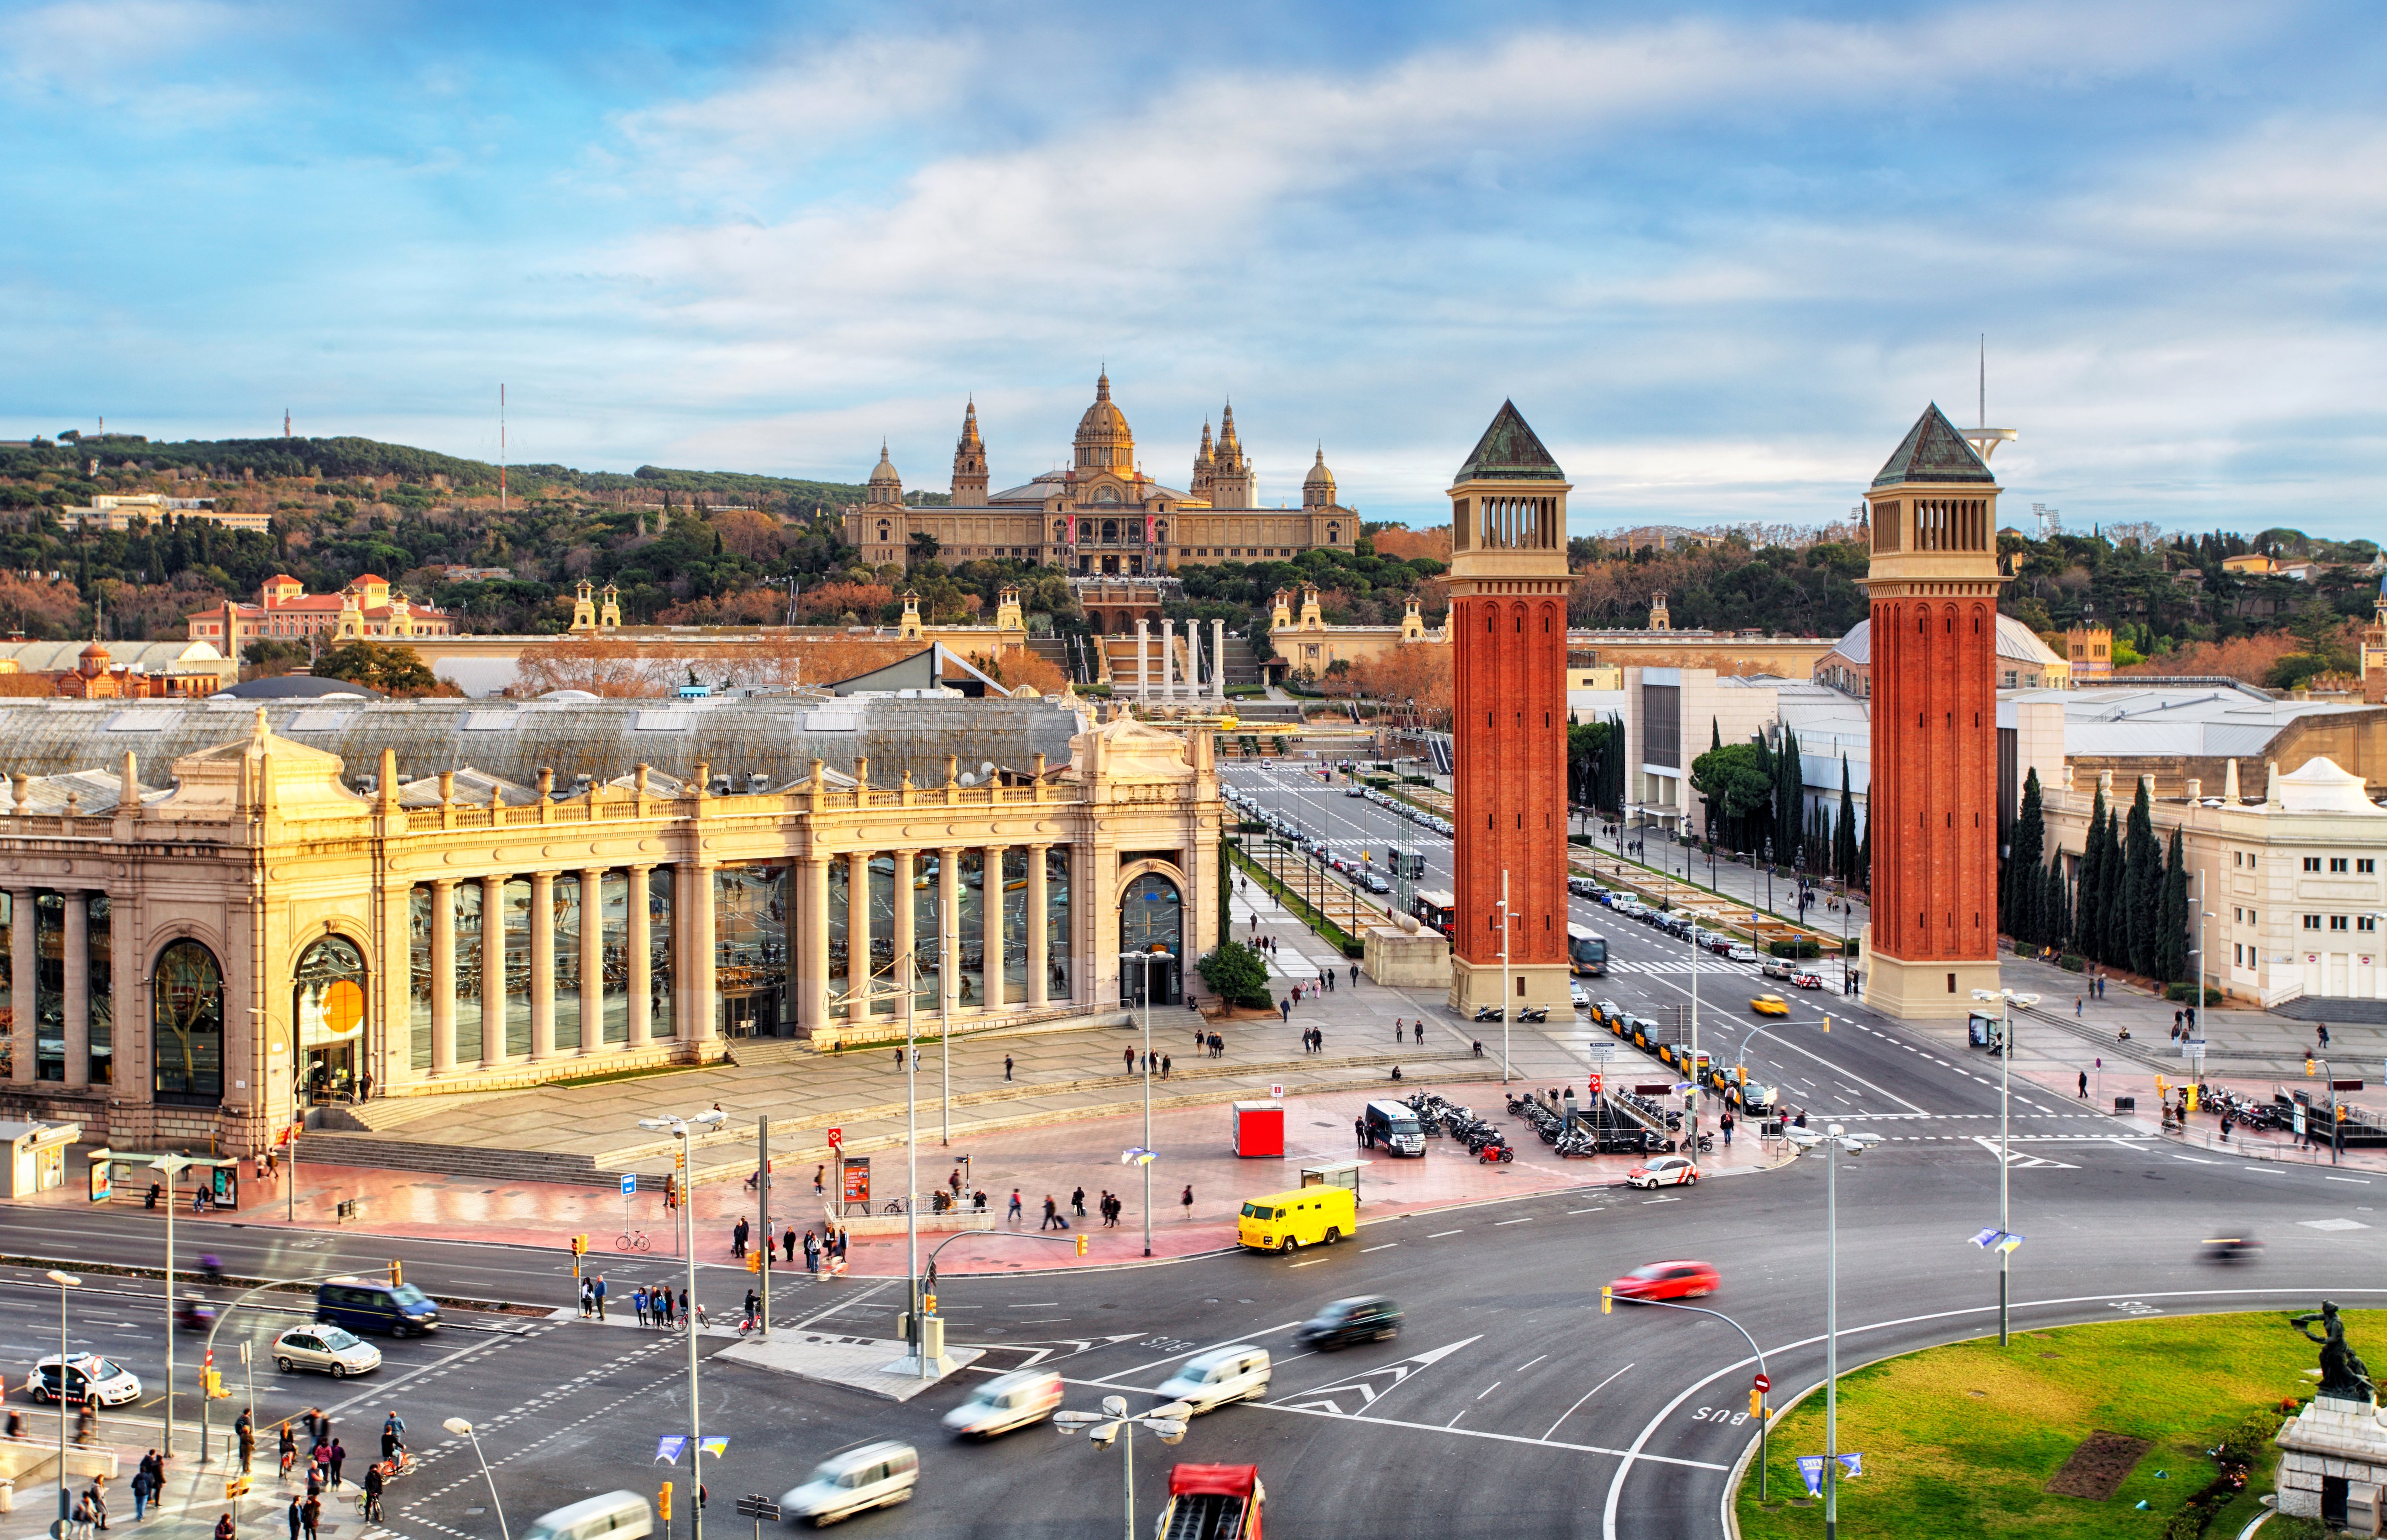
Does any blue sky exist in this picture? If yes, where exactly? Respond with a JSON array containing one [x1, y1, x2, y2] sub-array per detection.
[[5, 1, 2382, 537]]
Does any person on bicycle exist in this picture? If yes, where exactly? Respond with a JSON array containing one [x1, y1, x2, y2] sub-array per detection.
[[361, 1462, 384, 1523], [278, 1422, 298, 1476], [379, 1413, 404, 1462]]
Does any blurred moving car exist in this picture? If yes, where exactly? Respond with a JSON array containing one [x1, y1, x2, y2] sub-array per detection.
[[1749, 993, 1790, 1017], [1156, 1347, 1272, 1415], [780, 1442, 919, 1526], [942, 1370, 1064, 1437], [1607, 1260, 1720, 1301], [523, 1493, 651, 1540], [1295, 1296, 1403, 1351]]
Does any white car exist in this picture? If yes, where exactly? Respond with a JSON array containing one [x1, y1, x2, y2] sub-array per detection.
[[33, 1354, 142, 1407], [1570, 983, 1591, 1009], [1727, 945, 1759, 964], [1626, 1155, 1702, 1190], [942, 1370, 1062, 1438], [273, 1323, 382, 1378], [1155, 1346, 1272, 1415], [781, 1441, 918, 1526]]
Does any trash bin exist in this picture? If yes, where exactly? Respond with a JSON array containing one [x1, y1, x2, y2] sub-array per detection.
[[2113, 1096, 2136, 1112]]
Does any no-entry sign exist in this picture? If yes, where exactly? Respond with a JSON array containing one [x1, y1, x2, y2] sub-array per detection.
[[1754, 1373, 1771, 1394]]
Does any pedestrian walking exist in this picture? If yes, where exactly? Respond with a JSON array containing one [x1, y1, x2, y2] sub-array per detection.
[[655, 1285, 673, 1328], [1393, 1017, 1403, 1042], [1279, 997, 1292, 1023], [2075, 996, 2083, 1016], [732, 1217, 749, 1259], [238, 1409, 255, 1472], [1124, 1047, 1136, 1074], [893, 1046, 903, 1069], [1413, 1021, 1424, 1044], [1161, 1053, 1172, 1079], [2319, 1023, 2331, 1049], [130, 1464, 153, 1523], [302, 1493, 320, 1540], [803, 1228, 820, 1273], [285, 1498, 302, 1540], [215, 1515, 235, 1540], [633, 1285, 649, 1326], [327, 1440, 345, 1489], [1041, 1195, 1060, 1231], [783, 1225, 797, 1263], [1007, 1188, 1024, 1223], [1721, 1110, 1735, 1148], [1004, 1055, 1014, 1081], [1180, 1184, 1194, 1218], [1350, 963, 1360, 988], [814, 1165, 826, 1198], [593, 1274, 607, 1320], [1071, 1186, 1086, 1218], [579, 1278, 594, 1318], [2078, 1070, 2088, 1098]]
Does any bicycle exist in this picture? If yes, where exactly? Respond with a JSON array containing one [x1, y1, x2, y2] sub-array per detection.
[[616, 1230, 652, 1252]]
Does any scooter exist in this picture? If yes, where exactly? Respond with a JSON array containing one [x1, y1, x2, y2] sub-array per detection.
[[1517, 1007, 1549, 1024], [175, 1296, 218, 1333], [1472, 1006, 1505, 1023], [2201, 1236, 2263, 1265]]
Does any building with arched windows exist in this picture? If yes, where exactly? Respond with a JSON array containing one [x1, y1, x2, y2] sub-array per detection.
[[0, 695, 1217, 1153], [845, 373, 1360, 574]]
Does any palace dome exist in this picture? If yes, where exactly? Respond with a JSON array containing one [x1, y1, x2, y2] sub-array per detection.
[[1073, 371, 1135, 473]]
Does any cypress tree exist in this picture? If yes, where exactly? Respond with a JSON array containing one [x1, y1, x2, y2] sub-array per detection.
[[2159, 827, 2190, 985], [1857, 817, 1871, 895], [2077, 788, 2109, 963], [1777, 724, 1803, 873], [1835, 758, 1858, 887], [2042, 857, 2071, 954], [2120, 780, 2159, 976], [2098, 796, 2130, 968], [2005, 768, 2044, 943]]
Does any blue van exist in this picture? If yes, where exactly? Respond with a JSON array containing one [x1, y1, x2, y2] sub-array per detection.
[[316, 1280, 440, 1337]]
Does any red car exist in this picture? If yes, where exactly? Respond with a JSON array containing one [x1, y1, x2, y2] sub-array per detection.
[[1608, 1260, 1720, 1302]]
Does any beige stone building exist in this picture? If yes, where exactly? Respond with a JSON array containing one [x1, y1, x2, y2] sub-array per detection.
[[0, 695, 1218, 1154], [844, 374, 1360, 575]]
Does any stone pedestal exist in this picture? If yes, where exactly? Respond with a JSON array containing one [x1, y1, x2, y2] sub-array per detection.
[[2276, 1394, 2387, 1531], [1362, 918, 1451, 989]]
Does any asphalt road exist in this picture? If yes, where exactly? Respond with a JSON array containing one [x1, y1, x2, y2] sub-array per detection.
[[0, 762, 2376, 1539]]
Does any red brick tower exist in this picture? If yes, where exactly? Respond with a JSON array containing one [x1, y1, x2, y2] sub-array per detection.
[[1446, 402, 1574, 1015], [1859, 404, 2009, 1017]]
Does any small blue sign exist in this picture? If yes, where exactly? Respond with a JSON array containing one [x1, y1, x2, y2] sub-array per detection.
[[623, 1173, 638, 1196]]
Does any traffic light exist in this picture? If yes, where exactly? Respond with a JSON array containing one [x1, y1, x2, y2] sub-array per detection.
[[1821, 1015, 1832, 1034], [745, 1250, 761, 1274], [1749, 1389, 1763, 1419], [2307, 1057, 2317, 1077], [388, 1260, 403, 1289], [1075, 1234, 1088, 1257], [225, 1477, 250, 1501], [2339, 1104, 2350, 1123], [658, 1483, 672, 1522], [204, 1369, 226, 1398], [1601, 1285, 1612, 1316], [2185, 1085, 2199, 1112], [570, 1234, 588, 1257]]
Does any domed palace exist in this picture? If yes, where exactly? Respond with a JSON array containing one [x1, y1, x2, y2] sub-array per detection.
[[843, 371, 1355, 577]]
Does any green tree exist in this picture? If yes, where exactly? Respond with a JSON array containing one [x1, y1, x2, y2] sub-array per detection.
[[1773, 724, 1803, 871], [312, 638, 439, 695], [1834, 757, 1859, 887], [2157, 827, 2190, 984], [2004, 767, 2044, 943], [241, 638, 308, 677], [1196, 941, 1272, 1009], [2040, 856, 2072, 954], [2121, 779, 2160, 976], [1690, 741, 1772, 854], [2076, 788, 2110, 963]]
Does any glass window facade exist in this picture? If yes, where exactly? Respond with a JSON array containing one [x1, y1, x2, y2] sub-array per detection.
[[648, 872, 674, 1038], [827, 857, 849, 1019], [85, 895, 110, 1086], [714, 865, 789, 1037], [912, 852, 941, 1015], [408, 887, 433, 1070], [554, 875, 583, 1052], [867, 856, 896, 1018], [1045, 847, 1072, 1002], [454, 881, 484, 1064], [34, 893, 63, 1081], [601, 872, 629, 1044], [958, 850, 986, 1008], [1001, 849, 1028, 1004], [503, 878, 532, 1057], [152, 940, 224, 1104]]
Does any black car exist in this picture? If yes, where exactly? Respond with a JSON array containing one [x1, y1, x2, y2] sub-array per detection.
[[1296, 1295, 1403, 1351]]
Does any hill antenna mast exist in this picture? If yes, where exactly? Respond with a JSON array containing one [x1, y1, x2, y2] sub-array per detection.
[[500, 383, 507, 514]]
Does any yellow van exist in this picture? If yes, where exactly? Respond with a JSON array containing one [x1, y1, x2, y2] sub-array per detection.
[[1238, 1188, 1358, 1253]]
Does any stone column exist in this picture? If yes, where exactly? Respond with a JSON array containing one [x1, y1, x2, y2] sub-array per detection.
[[891, 850, 916, 1019], [1026, 844, 1049, 1010], [981, 845, 1005, 1013], [1158, 619, 1175, 700], [626, 866, 652, 1049], [480, 873, 506, 1066], [1134, 619, 1150, 701], [938, 847, 961, 1023], [686, 864, 717, 1043], [62, 891, 87, 1090], [579, 867, 604, 1054], [1212, 618, 1228, 703], [430, 879, 456, 1075], [529, 871, 556, 1060], [9, 890, 34, 1085], [846, 850, 872, 1023], [797, 857, 829, 1038], [1185, 621, 1201, 701]]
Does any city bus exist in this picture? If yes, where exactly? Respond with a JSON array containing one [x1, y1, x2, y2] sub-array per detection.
[[1568, 923, 1609, 977], [1409, 888, 1456, 938]]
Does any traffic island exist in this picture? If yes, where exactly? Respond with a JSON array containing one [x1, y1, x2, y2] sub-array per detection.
[[1734, 1311, 2387, 1539]]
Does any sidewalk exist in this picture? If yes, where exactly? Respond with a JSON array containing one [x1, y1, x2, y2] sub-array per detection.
[[5, 1414, 363, 1540]]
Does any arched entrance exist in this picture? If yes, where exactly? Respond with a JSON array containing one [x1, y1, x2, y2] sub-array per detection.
[[294, 936, 368, 1101], [1118, 871, 1183, 1007]]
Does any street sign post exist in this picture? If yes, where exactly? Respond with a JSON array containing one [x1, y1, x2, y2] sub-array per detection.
[[1753, 1373, 1770, 1393], [734, 1492, 781, 1540]]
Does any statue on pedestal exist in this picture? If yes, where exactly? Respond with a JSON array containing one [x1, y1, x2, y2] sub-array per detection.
[[2291, 1301, 2375, 1403]]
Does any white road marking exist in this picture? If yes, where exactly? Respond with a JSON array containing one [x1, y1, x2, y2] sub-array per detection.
[[1545, 1361, 1636, 1440], [1476, 1380, 1502, 1399], [1428, 1230, 1464, 1238], [1362, 1244, 1399, 1253], [1494, 1218, 1534, 1227], [2325, 1176, 2373, 1185]]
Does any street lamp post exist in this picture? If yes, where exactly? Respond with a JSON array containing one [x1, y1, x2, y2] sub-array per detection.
[[1784, 1122, 1879, 1540], [637, 1107, 727, 1540], [1972, 987, 2040, 1345], [1120, 951, 1158, 1257], [442, 1418, 512, 1540], [47, 1269, 78, 1535], [1499, 868, 1512, 1084], [144, 1153, 197, 1458], [1053, 1396, 1191, 1540]]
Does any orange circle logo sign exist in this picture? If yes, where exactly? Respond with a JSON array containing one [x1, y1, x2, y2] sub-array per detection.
[[320, 978, 365, 1036]]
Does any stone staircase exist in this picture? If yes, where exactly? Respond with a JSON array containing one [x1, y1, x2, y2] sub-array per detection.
[[1215, 633, 1266, 690], [1024, 634, 1073, 684]]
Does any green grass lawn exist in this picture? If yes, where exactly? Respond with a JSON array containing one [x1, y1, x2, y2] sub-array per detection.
[[1735, 1310, 2381, 1538]]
